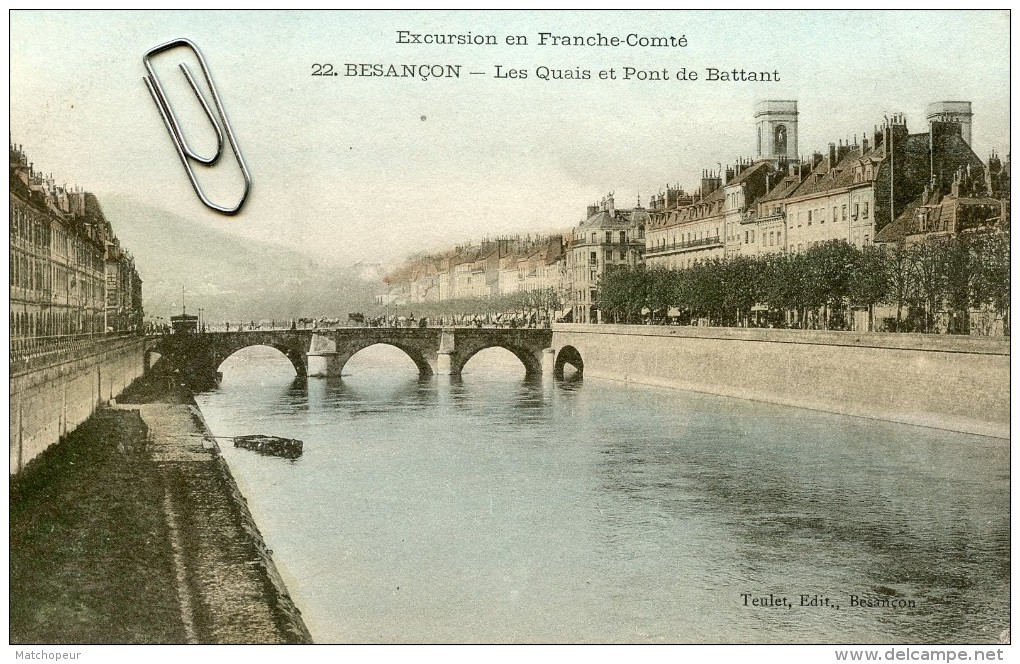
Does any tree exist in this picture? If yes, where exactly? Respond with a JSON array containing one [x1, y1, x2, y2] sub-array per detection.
[[801, 241, 861, 330], [908, 236, 952, 333], [597, 265, 646, 323], [971, 227, 1011, 335], [848, 245, 890, 332], [943, 233, 978, 334], [718, 255, 759, 326], [883, 243, 913, 331]]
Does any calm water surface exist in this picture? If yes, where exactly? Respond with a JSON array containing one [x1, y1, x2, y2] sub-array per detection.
[[193, 345, 1009, 644]]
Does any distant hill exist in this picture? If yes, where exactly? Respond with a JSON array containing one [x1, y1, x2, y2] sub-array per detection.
[[99, 195, 381, 322]]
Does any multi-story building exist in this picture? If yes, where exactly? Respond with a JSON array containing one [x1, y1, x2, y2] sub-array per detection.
[[382, 234, 564, 307], [645, 173, 727, 270], [10, 142, 143, 346], [645, 185, 694, 269], [498, 250, 521, 295], [518, 235, 565, 296], [720, 160, 773, 258], [778, 112, 986, 253], [875, 158, 1007, 244], [741, 161, 806, 258], [565, 194, 647, 323]]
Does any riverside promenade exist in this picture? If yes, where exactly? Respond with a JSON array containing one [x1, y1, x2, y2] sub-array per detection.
[[9, 373, 312, 644]]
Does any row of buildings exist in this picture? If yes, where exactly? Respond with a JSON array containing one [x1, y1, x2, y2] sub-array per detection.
[[10, 142, 144, 347], [381, 234, 566, 308], [381, 100, 1009, 324]]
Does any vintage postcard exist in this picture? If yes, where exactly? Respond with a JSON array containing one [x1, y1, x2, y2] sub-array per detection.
[[8, 9, 1011, 659]]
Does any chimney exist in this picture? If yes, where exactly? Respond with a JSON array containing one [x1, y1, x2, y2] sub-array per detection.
[[812, 152, 823, 169], [665, 185, 677, 208], [606, 193, 615, 216], [828, 142, 837, 167], [725, 166, 735, 183], [701, 170, 722, 196], [988, 151, 1002, 175], [837, 141, 852, 163], [586, 203, 598, 218]]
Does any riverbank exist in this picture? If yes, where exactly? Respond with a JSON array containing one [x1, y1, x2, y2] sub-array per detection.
[[551, 324, 1010, 439], [9, 372, 313, 644]]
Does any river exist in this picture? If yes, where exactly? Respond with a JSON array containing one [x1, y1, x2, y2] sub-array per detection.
[[192, 345, 1009, 644]]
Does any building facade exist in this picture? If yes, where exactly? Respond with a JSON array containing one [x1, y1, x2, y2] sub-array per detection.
[[565, 194, 647, 323], [10, 142, 143, 347]]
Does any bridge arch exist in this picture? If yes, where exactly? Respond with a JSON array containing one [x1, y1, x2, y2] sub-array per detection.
[[148, 331, 314, 388], [554, 345, 584, 379], [452, 342, 542, 378], [215, 343, 307, 378], [336, 341, 434, 377]]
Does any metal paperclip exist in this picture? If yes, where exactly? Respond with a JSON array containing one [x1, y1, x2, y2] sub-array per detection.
[[143, 38, 251, 215]]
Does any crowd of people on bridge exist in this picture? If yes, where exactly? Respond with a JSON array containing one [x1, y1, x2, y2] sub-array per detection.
[[149, 311, 553, 334]]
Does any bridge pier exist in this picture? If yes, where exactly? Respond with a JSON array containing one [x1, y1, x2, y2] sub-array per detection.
[[307, 351, 341, 378], [541, 348, 555, 380], [435, 351, 453, 375]]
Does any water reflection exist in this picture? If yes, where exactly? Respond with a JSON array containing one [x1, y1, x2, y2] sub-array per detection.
[[309, 374, 437, 413]]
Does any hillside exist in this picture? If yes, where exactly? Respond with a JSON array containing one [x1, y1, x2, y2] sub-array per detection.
[[99, 195, 381, 322]]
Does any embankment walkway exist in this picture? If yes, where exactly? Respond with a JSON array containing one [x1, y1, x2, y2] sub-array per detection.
[[10, 374, 312, 644]]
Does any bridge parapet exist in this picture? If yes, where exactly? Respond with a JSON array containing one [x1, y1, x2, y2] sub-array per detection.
[[147, 326, 554, 385]]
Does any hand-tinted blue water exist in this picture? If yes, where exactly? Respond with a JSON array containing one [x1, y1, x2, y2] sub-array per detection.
[[194, 345, 1009, 644]]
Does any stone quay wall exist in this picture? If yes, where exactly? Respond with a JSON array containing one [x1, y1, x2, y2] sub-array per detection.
[[10, 336, 145, 474], [551, 324, 1009, 439]]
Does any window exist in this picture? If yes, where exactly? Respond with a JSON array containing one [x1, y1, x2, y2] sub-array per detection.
[[833, 206, 838, 222], [589, 251, 597, 266], [820, 208, 825, 224], [842, 205, 847, 220], [777, 231, 782, 245], [605, 231, 612, 244], [774, 124, 788, 155], [620, 231, 627, 244], [863, 202, 869, 218], [745, 231, 749, 244], [853, 203, 859, 219], [808, 210, 812, 225], [590, 232, 596, 243]]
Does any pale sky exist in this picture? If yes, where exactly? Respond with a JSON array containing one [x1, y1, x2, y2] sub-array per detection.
[[9, 10, 1010, 267]]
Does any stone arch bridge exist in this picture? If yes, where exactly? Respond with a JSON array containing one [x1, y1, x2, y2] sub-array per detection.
[[147, 327, 555, 388]]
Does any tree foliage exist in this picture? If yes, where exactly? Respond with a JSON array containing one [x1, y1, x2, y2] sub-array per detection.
[[595, 230, 1009, 334]]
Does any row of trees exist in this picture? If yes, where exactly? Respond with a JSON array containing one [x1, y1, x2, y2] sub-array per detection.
[[597, 230, 1009, 334]]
